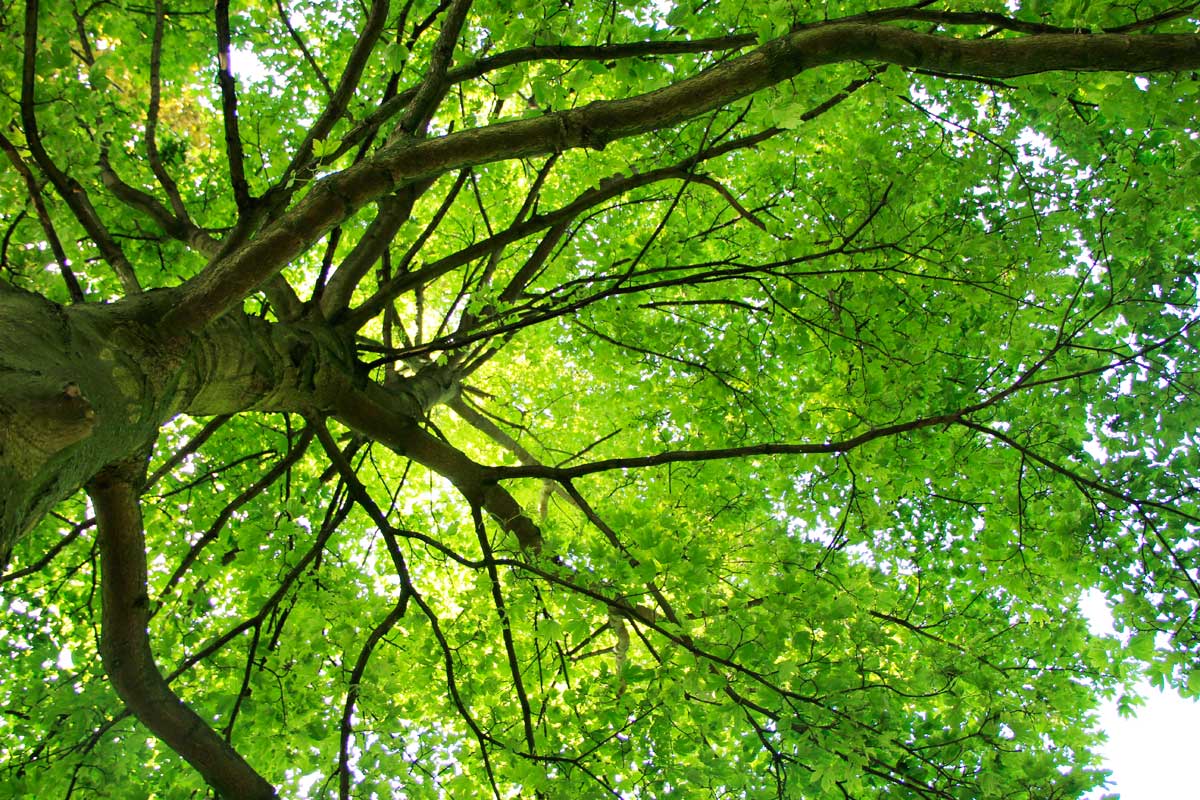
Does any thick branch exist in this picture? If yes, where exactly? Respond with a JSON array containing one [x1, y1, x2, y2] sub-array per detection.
[[87, 459, 276, 800], [338, 34, 760, 155], [319, 185, 425, 316], [162, 23, 1200, 333], [392, 0, 474, 138], [332, 383, 543, 550]]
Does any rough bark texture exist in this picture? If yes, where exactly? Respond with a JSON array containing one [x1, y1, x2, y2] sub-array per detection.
[[0, 288, 175, 564], [0, 287, 362, 567]]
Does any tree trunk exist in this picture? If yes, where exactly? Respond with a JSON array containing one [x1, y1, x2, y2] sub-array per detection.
[[0, 286, 366, 567]]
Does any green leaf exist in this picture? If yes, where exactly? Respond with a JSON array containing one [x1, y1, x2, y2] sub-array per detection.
[[5, 6, 1200, 799]]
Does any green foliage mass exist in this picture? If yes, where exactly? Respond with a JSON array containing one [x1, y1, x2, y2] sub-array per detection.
[[1, 0, 1199, 798]]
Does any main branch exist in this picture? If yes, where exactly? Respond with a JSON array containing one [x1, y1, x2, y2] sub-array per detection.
[[161, 23, 1200, 334]]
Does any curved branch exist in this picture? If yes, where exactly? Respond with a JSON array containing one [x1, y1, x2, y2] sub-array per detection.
[[273, 0, 333, 98], [162, 23, 1200, 333], [686, 173, 767, 230], [98, 149, 220, 255], [487, 408, 968, 482], [957, 419, 1200, 530], [157, 424, 315, 603], [86, 457, 277, 799], [338, 591, 411, 800], [470, 503, 537, 753], [22, 0, 139, 293]]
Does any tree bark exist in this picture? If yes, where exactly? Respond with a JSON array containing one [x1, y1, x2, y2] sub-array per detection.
[[0, 288, 360, 567], [88, 458, 277, 799], [159, 25, 1200, 334]]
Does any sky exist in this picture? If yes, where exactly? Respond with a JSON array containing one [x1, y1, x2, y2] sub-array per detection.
[[1092, 687, 1200, 800], [1081, 592, 1200, 800]]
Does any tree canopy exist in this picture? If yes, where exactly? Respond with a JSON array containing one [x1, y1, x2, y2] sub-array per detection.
[[2, 0, 1199, 797]]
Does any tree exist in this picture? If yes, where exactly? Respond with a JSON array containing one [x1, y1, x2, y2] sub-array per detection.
[[1, 0, 1198, 796]]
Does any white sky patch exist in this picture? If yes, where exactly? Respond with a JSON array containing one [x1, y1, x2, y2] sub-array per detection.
[[1081, 589, 1200, 798], [1088, 686, 1200, 799], [230, 45, 271, 83], [56, 647, 75, 670]]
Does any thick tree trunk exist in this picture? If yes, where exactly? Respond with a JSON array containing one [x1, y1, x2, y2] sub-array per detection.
[[0, 286, 363, 568], [1, 287, 171, 564], [0, 281, 530, 571]]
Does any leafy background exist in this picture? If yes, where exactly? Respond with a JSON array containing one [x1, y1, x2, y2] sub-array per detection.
[[2, 0, 1199, 797]]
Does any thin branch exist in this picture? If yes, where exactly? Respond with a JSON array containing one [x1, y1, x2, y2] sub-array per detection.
[[409, 589, 503, 799], [157, 425, 315, 602], [222, 623, 262, 740], [957, 419, 1200, 529], [1105, 2, 1200, 33], [164, 488, 352, 683], [21, 0, 139, 293], [855, 4, 1200, 35], [470, 503, 537, 753], [97, 149, 219, 255], [146, 0, 191, 221], [486, 408, 966, 482], [214, 0, 252, 214], [0, 131, 85, 302], [686, 173, 768, 230], [0, 515, 94, 584], [272, 0, 391, 206], [338, 591, 411, 800], [273, 0, 333, 97], [144, 414, 234, 490]]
